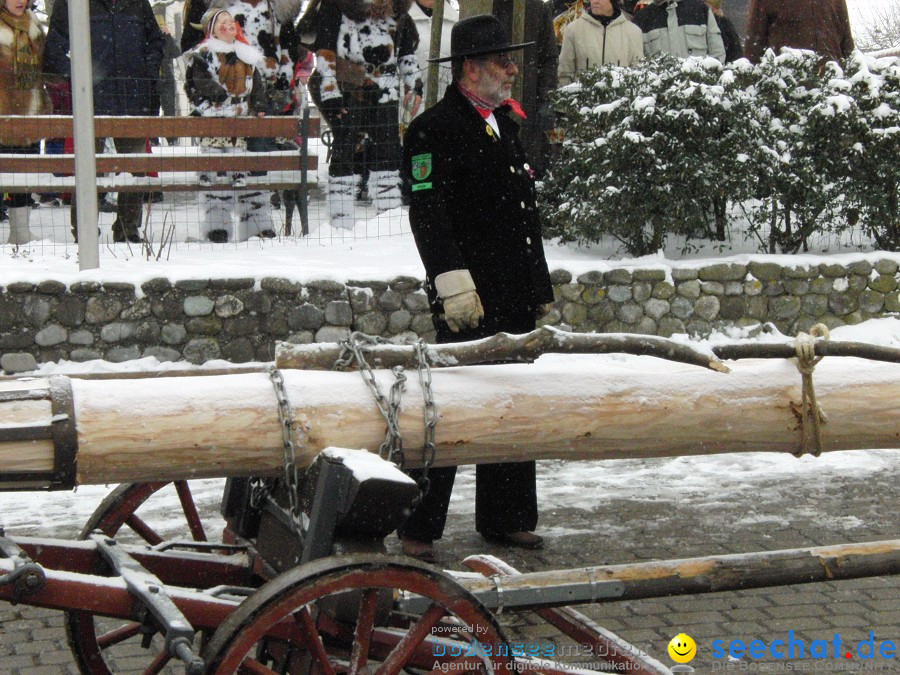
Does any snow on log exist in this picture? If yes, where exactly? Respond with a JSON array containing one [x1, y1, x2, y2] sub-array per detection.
[[0, 353, 897, 487]]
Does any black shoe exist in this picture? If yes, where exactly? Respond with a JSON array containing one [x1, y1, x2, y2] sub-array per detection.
[[208, 229, 229, 243], [482, 531, 544, 549], [259, 229, 277, 239], [113, 231, 143, 244]]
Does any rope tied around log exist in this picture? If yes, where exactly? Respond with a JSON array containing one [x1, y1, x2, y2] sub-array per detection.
[[792, 324, 830, 458]]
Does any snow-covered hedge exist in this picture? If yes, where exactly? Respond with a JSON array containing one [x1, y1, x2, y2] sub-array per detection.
[[542, 49, 900, 256]]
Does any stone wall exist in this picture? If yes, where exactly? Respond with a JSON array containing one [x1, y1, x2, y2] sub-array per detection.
[[1, 257, 898, 372]]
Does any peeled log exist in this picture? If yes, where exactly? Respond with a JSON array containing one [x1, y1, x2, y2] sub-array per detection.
[[0, 354, 897, 487]]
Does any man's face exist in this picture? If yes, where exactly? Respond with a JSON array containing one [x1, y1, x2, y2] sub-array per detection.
[[472, 53, 518, 107], [590, 0, 614, 15], [213, 14, 237, 43]]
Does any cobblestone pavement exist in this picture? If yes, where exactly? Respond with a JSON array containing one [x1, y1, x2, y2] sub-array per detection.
[[1, 456, 898, 674]]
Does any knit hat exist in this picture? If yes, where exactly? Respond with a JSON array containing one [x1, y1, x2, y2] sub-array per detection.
[[191, 8, 229, 36]]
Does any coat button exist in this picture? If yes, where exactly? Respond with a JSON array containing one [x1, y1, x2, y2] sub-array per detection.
[[520, 201, 526, 208], [526, 236, 531, 244], [510, 166, 515, 173]]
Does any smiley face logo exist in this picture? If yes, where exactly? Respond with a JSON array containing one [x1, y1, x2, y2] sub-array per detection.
[[667, 633, 696, 664]]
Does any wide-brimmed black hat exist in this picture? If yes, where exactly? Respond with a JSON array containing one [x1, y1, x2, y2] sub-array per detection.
[[428, 15, 533, 63]]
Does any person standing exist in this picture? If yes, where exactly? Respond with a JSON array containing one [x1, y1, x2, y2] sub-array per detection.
[[0, 0, 51, 244], [313, 0, 422, 230], [558, 0, 643, 86], [185, 9, 274, 243], [745, 0, 853, 65], [705, 0, 741, 62], [407, 0, 458, 109], [400, 15, 555, 560], [44, 0, 164, 243], [632, 0, 726, 63], [492, 0, 557, 177]]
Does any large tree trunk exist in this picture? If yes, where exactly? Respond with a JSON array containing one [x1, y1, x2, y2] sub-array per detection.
[[1, 355, 897, 488]]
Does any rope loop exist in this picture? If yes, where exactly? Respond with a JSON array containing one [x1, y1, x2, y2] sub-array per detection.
[[793, 323, 830, 458]]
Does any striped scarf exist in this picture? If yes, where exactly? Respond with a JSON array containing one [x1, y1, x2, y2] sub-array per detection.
[[0, 7, 42, 90]]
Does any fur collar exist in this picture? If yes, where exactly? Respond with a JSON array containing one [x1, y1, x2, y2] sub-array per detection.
[[192, 36, 265, 66]]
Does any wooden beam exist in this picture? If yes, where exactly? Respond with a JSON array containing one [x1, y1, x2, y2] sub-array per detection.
[[0, 115, 319, 140], [0, 153, 310, 174], [0, 354, 896, 486]]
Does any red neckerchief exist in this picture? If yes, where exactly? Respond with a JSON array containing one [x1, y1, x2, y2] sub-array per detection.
[[457, 82, 527, 120]]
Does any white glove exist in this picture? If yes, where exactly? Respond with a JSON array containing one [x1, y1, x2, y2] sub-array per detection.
[[442, 290, 485, 333], [435, 269, 484, 333]]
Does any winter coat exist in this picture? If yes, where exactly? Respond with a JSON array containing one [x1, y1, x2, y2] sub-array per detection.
[[44, 0, 165, 116], [313, 0, 421, 107], [408, 0, 457, 107], [558, 10, 643, 86], [632, 0, 726, 63], [0, 7, 50, 145], [492, 0, 557, 177], [183, 0, 302, 112], [714, 12, 742, 63], [186, 38, 267, 118], [403, 83, 554, 339], [745, 0, 853, 65]]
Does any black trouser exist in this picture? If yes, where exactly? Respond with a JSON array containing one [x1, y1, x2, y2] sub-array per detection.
[[328, 89, 401, 178], [399, 312, 539, 542], [70, 137, 145, 237]]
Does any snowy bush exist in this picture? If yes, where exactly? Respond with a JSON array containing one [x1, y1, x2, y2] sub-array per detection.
[[541, 49, 900, 255]]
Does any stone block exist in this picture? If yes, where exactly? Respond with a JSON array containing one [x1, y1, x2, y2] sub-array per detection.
[[68, 329, 94, 345], [588, 301, 616, 324], [748, 262, 781, 281], [581, 286, 606, 305], [261, 277, 302, 294], [746, 295, 768, 319], [37, 280, 66, 295], [562, 302, 588, 325], [885, 291, 900, 312], [150, 294, 181, 320], [783, 279, 809, 295], [222, 338, 256, 363], [141, 277, 172, 294], [6, 282, 35, 293], [134, 321, 161, 342], [607, 285, 632, 303], [632, 282, 652, 302], [847, 260, 873, 276], [685, 318, 712, 336], [643, 298, 670, 320], [617, 303, 643, 324], [801, 294, 828, 317], [1, 353, 37, 374], [70, 281, 101, 294], [107, 346, 142, 363], [223, 316, 258, 337], [809, 277, 832, 295], [410, 313, 436, 334], [35, 324, 67, 347], [671, 268, 698, 281], [744, 279, 763, 296], [348, 287, 376, 313], [315, 326, 351, 343], [604, 268, 632, 284], [677, 280, 701, 299], [769, 295, 801, 320], [354, 311, 388, 336], [670, 296, 694, 320], [389, 276, 420, 292], [858, 289, 885, 314], [719, 296, 746, 321], [869, 274, 897, 293], [85, 297, 122, 324], [244, 291, 272, 314], [549, 268, 572, 284], [694, 295, 720, 321], [379, 289, 403, 311], [559, 283, 584, 301], [700, 281, 724, 296], [143, 346, 181, 362], [724, 281, 743, 296], [184, 295, 215, 317], [404, 290, 430, 312], [120, 298, 151, 321], [325, 300, 353, 326], [819, 263, 847, 278], [22, 297, 51, 327], [100, 322, 136, 343], [186, 316, 222, 335], [763, 281, 785, 296], [829, 293, 858, 316], [388, 309, 412, 333], [576, 270, 605, 285], [632, 268, 666, 282], [209, 278, 254, 290], [873, 258, 899, 275], [290, 303, 325, 330], [161, 323, 187, 345], [285, 331, 315, 344], [70, 348, 102, 362], [214, 294, 244, 318], [652, 281, 675, 299], [101, 281, 135, 293], [698, 263, 746, 281], [782, 265, 818, 279], [183, 338, 221, 364]]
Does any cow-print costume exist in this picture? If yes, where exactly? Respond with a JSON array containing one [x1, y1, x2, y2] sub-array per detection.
[[313, 0, 422, 230]]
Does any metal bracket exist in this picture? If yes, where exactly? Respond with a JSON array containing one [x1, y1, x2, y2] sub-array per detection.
[[91, 533, 205, 674], [0, 529, 46, 601]]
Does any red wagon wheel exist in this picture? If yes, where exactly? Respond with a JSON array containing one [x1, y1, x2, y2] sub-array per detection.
[[64, 480, 225, 674], [202, 554, 514, 675]]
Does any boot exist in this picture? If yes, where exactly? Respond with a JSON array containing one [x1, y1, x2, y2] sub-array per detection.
[[327, 174, 359, 231], [369, 170, 402, 213], [7, 207, 33, 245]]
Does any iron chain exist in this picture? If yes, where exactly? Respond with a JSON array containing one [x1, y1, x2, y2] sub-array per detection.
[[267, 365, 306, 537], [414, 339, 437, 495]]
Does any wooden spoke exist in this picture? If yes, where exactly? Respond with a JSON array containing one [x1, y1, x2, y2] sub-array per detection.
[[96, 622, 142, 648], [175, 480, 208, 541], [143, 650, 171, 675], [294, 606, 337, 675], [349, 589, 381, 675], [375, 603, 446, 675], [238, 658, 280, 675], [125, 513, 164, 545]]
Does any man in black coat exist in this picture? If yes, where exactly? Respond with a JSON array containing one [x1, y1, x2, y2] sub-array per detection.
[[45, 0, 165, 243], [399, 15, 555, 560]]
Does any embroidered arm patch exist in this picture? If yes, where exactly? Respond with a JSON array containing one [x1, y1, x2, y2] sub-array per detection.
[[411, 152, 432, 191]]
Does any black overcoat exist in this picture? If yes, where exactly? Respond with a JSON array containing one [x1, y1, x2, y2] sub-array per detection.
[[403, 83, 554, 341]]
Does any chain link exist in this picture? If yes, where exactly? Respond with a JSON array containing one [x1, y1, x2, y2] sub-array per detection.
[[414, 339, 438, 495], [267, 365, 306, 537]]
